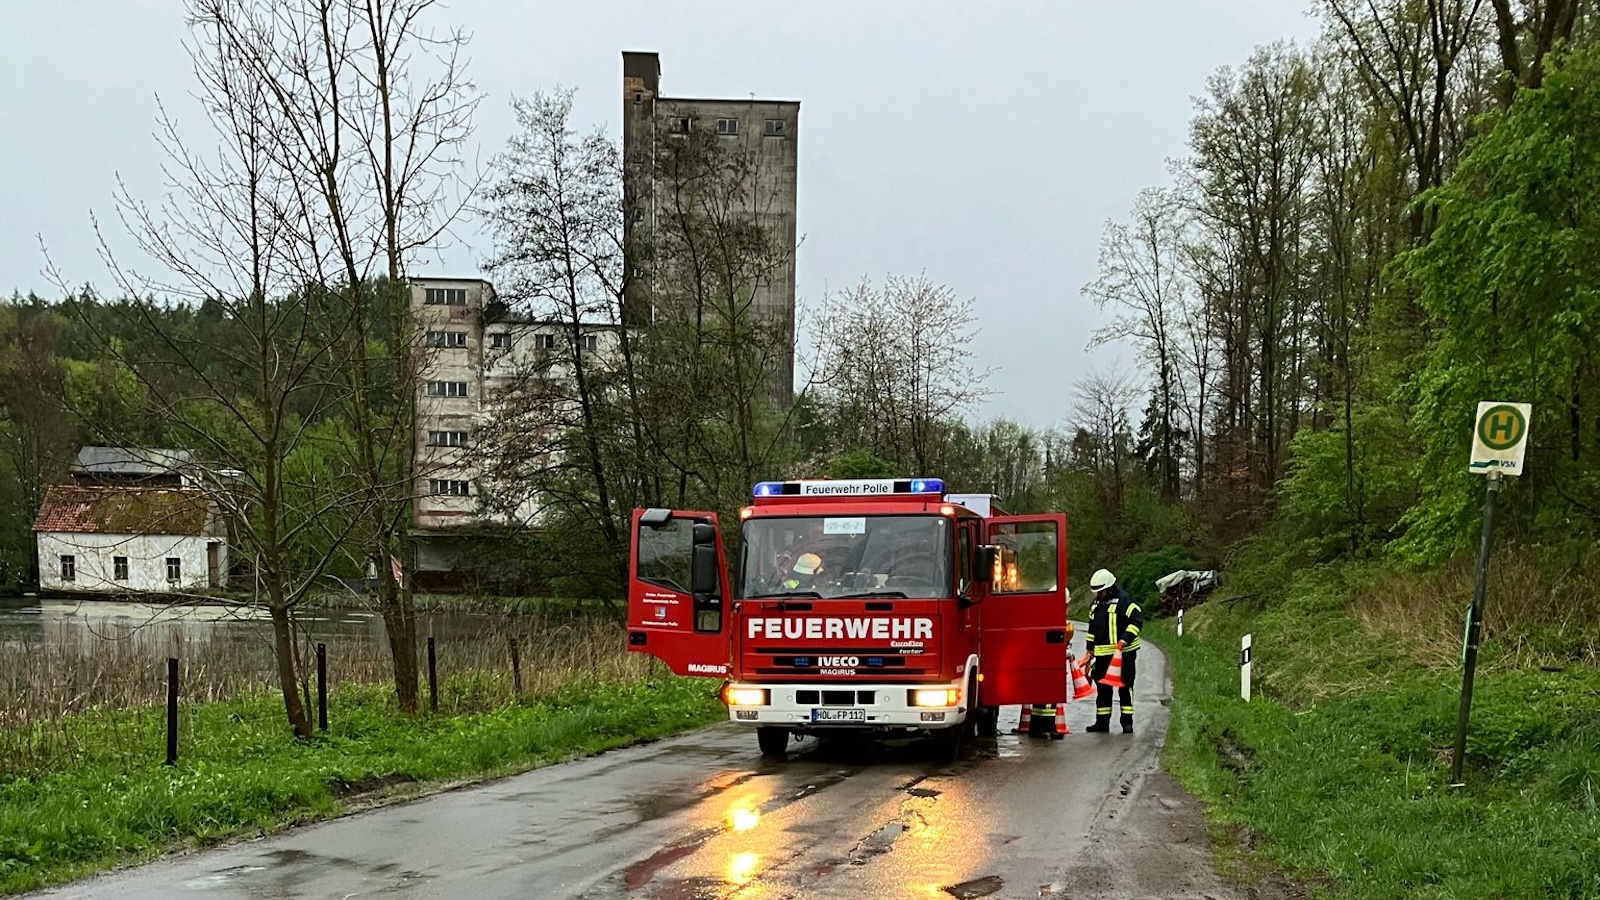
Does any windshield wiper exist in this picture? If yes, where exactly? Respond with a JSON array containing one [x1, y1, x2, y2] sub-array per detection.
[[746, 590, 823, 600], [835, 590, 909, 599]]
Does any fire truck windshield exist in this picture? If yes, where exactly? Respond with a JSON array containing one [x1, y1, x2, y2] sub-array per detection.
[[740, 515, 953, 600]]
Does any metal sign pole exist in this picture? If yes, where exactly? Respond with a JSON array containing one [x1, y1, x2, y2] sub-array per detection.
[[1451, 469, 1502, 786]]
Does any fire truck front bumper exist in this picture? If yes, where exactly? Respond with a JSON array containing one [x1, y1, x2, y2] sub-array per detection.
[[721, 680, 969, 731]]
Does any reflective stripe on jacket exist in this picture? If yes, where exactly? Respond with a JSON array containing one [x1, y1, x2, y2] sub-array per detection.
[[1088, 587, 1143, 655]]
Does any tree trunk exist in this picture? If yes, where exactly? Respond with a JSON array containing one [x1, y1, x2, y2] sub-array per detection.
[[269, 597, 313, 738]]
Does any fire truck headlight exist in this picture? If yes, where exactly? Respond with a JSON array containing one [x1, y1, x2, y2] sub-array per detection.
[[725, 687, 769, 707], [911, 688, 960, 708]]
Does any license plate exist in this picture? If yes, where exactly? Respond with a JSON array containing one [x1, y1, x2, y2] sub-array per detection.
[[810, 707, 866, 723]]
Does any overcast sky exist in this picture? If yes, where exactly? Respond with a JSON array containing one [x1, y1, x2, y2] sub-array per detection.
[[1, 1, 1321, 429]]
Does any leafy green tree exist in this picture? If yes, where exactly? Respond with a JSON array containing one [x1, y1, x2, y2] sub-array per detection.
[[1401, 45, 1600, 559]]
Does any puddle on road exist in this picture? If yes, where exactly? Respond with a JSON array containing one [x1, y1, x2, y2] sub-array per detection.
[[943, 874, 1004, 898], [848, 821, 905, 865], [623, 828, 720, 890]]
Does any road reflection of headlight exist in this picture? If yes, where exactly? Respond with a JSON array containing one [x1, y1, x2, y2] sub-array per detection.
[[729, 804, 760, 832], [728, 852, 759, 884]]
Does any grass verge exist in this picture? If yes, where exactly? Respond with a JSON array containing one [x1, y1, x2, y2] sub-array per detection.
[[0, 676, 723, 896], [1155, 580, 1600, 900]]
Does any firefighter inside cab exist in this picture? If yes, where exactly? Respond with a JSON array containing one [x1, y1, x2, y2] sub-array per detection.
[[747, 514, 950, 600]]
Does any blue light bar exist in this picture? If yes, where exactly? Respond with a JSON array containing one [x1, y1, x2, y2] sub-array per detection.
[[750, 478, 947, 498]]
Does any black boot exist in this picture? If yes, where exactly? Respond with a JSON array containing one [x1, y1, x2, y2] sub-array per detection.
[[1028, 710, 1053, 738], [1120, 715, 1134, 734], [1086, 716, 1111, 733]]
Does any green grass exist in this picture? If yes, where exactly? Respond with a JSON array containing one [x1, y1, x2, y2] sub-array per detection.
[[0, 676, 724, 895], [1156, 597, 1600, 900]]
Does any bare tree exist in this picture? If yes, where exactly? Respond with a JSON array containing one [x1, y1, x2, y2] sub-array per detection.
[[187, 0, 479, 712], [1068, 370, 1143, 521], [64, 1, 385, 736], [1085, 187, 1190, 501], [644, 124, 801, 506], [1323, 0, 1490, 238], [1188, 44, 1320, 495], [814, 274, 993, 474], [479, 89, 637, 595]]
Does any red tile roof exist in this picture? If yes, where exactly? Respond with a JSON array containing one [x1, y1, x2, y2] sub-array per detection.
[[32, 485, 213, 536]]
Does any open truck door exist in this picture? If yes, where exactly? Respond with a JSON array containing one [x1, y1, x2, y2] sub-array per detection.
[[977, 514, 1068, 705], [627, 508, 732, 677]]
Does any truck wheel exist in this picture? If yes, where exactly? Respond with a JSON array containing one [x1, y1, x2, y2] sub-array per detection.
[[960, 674, 985, 739], [757, 727, 790, 758], [974, 705, 998, 737], [931, 725, 962, 762]]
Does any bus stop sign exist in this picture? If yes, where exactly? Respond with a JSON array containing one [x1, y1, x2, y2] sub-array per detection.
[[1469, 402, 1531, 476]]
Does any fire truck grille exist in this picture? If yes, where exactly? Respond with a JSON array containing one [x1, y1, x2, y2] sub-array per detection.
[[794, 690, 875, 706]]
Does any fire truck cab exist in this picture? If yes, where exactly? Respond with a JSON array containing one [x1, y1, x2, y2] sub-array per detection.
[[626, 477, 1070, 759]]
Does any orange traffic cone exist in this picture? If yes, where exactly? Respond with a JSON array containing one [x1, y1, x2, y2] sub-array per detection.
[[1070, 658, 1095, 700], [1013, 705, 1031, 734], [1055, 704, 1070, 735], [1099, 651, 1126, 690]]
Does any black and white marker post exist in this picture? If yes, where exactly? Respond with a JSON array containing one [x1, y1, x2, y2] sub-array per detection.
[[1240, 633, 1251, 703]]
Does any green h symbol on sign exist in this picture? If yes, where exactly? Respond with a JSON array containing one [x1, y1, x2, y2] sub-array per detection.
[[1478, 405, 1526, 451]]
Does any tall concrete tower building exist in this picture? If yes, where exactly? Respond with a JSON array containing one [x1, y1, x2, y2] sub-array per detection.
[[621, 51, 800, 405]]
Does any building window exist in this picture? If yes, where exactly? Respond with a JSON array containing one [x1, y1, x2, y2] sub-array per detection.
[[534, 333, 556, 350], [423, 287, 468, 306], [425, 330, 468, 348], [60, 555, 75, 582], [490, 333, 512, 350], [716, 117, 739, 135], [763, 118, 787, 137], [427, 430, 470, 447], [582, 334, 599, 352], [673, 116, 692, 133], [166, 558, 181, 582], [426, 381, 470, 398], [113, 556, 129, 581], [429, 479, 472, 497]]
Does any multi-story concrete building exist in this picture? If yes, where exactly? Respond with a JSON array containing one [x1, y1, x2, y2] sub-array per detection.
[[410, 277, 623, 585], [621, 51, 800, 405]]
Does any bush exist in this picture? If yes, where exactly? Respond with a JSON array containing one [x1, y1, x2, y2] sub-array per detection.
[[1117, 544, 1205, 606]]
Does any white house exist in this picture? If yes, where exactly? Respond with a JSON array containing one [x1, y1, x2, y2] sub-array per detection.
[[33, 485, 229, 594]]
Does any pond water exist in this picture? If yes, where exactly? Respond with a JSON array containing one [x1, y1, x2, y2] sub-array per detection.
[[0, 596, 506, 653]]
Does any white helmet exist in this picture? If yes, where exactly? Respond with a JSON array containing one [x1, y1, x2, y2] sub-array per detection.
[[1089, 569, 1116, 591]]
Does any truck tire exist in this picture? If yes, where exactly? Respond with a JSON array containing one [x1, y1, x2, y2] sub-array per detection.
[[757, 727, 790, 758], [931, 724, 962, 762], [962, 674, 981, 740], [974, 705, 999, 737]]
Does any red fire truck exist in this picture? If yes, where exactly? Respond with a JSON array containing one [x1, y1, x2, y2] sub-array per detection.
[[626, 477, 1070, 758]]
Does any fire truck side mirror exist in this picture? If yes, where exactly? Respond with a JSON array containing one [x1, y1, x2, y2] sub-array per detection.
[[690, 522, 720, 595], [974, 545, 998, 584], [691, 544, 720, 596]]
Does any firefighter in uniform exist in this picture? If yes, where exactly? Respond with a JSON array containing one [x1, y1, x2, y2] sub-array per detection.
[[1027, 700, 1061, 738], [1085, 568, 1142, 733], [781, 553, 824, 591]]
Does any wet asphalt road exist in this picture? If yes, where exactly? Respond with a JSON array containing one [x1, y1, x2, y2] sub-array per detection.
[[30, 640, 1246, 900]]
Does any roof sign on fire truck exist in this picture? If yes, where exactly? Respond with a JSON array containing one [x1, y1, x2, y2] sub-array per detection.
[[752, 478, 945, 498]]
